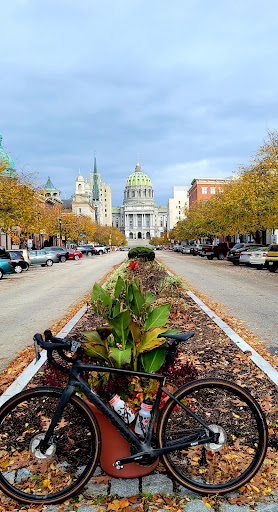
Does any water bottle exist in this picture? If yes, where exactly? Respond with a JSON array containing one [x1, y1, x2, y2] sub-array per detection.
[[108, 394, 135, 424], [134, 398, 153, 437]]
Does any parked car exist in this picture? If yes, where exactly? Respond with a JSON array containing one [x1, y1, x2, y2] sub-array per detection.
[[93, 245, 108, 255], [43, 246, 69, 262], [239, 246, 269, 268], [68, 249, 83, 260], [265, 244, 278, 272], [29, 250, 60, 267], [227, 243, 263, 265], [0, 259, 14, 279], [181, 245, 191, 254], [76, 244, 95, 256], [0, 250, 29, 273], [200, 242, 236, 260], [119, 246, 130, 251], [8, 249, 31, 266], [190, 243, 202, 256]]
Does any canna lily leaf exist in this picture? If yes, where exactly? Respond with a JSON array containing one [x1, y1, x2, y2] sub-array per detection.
[[144, 304, 171, 332], [81, 330, 107, 347], [91, 283, 112, 317], [108, 310, 131, 348], [82, 343, 109, 362], [137, 327, 167, 354], [96, 326, 113, 339], [114, 276, 125, 299], [109, 347, 132, 368], [130, 284, 145, 316], [130, 320, 141, 345], [140, 346, 167, 373], [145, 291, 156, 305]]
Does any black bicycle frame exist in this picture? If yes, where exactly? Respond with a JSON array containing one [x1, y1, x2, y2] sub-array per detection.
[[41, 352, 217, 465]]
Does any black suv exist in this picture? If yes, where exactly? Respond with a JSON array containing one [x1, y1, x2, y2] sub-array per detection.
[[43, 247, 69, 262], [227, 243, 263, 265], [76, 245, 95, 257]]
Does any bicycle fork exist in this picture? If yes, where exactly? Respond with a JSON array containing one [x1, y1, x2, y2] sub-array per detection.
[[38, 385, 75, 453]]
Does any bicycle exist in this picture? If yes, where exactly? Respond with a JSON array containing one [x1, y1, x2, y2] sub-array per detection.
[[0, 330, 268, 504]]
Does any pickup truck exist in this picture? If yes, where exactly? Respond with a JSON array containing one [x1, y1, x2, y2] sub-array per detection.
[[93, 245, 108, 255], [199, 242, 235, 260]]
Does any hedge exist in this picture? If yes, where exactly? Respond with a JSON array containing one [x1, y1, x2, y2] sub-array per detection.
[[128, 247, 155, 261]]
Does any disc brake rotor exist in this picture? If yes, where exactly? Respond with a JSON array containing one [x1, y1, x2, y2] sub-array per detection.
[[204, 424, 227, 452], [29, 433, 56, 460]]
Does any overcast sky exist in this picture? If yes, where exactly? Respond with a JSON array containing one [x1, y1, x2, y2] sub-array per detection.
[[1, 0, 278, 206]]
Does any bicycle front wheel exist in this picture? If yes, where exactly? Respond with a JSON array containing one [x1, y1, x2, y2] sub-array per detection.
[[0, 387, 101, 504], [157, 378, 267, 494]]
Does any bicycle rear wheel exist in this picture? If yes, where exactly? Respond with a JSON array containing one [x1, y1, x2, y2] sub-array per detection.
[[157, 378, 267, 494], [0, 387, 101, 504]]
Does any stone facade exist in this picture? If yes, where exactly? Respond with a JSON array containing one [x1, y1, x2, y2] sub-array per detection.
[[71, 154, 112, 225], [112, 159, 167, 246]]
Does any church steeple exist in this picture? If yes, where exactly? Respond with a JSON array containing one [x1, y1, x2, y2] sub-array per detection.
[[92, 151, 99, 201]]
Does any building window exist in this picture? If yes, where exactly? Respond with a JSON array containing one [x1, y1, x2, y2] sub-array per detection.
[[210, 187, 216, 194], [132, 191, 135, 197], [219, 188, 223, 193], [201, 187, 207, 194]]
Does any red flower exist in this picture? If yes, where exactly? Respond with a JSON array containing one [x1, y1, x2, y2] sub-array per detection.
[[129, 261, 139, 271]]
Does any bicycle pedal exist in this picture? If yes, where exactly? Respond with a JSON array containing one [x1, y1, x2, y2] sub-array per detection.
[[113, 460, 124, 470]]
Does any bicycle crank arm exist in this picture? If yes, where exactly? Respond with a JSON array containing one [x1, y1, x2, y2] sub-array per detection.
[[113, 450, 156, 468]]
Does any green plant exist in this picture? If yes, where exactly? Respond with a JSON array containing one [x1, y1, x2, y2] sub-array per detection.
[[81, 275, 179, 372], [128, 247, 155, 261]]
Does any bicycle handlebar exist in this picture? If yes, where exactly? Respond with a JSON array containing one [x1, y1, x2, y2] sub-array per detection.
[[33, 332, 80, 352]]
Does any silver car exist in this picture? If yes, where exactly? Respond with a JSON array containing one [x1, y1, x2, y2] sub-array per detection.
[[29, 250, 60, 267], [239, 246, 269, 268]]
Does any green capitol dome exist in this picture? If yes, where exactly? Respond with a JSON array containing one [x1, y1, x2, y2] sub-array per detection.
[[126, 158, 152, 187], [0, 134, 16, 177]]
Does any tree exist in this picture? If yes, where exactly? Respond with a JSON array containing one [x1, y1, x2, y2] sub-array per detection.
[[0, 161, 40, 244]]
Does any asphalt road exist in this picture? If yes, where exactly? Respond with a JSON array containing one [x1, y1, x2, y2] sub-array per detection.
[[156, 251, 278, 354], [0, 251, 126, 372]]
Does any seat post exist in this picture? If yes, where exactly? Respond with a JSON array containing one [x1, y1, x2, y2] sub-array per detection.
[[163, 339, 179, 373]]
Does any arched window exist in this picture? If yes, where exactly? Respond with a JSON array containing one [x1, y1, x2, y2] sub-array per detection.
[[146, 232, 150, 239], [78, 184, 82, 190], [129, 232, 133, 239], [138, 232, 142, 239], [132, 190, 135, 197]]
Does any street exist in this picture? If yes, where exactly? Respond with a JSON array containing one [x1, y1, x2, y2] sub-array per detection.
[[157, 251, 278, 353], [0, 252, 126, 372]]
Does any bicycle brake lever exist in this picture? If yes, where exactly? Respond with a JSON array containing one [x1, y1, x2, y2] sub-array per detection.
[[71, 341, 81, 352], [34, 337, 41, 363]]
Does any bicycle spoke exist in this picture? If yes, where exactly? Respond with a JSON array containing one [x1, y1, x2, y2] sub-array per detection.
[[0, 389, 100, 503], [158, 379, 267, 493]]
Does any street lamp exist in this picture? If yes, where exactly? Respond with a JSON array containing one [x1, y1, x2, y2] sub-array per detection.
[[59, 218, 62, 246]]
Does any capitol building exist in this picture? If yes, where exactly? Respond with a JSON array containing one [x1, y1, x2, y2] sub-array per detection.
[[112, 159, 167, 246]]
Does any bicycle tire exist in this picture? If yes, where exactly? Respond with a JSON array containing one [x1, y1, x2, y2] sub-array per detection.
[[0, 387, 101, 504], [157, 378, 268, 494]]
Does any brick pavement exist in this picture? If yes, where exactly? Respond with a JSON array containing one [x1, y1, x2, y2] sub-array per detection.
[[42, 466, 278, 512]]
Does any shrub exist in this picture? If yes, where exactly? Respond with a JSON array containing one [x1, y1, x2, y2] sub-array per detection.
[[128, 247, 155, 261]]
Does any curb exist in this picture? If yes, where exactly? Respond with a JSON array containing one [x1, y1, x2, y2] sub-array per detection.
[[187, 291, 278, 387]]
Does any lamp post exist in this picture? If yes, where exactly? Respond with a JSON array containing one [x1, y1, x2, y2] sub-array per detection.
[[59, 218, 62, 247]]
